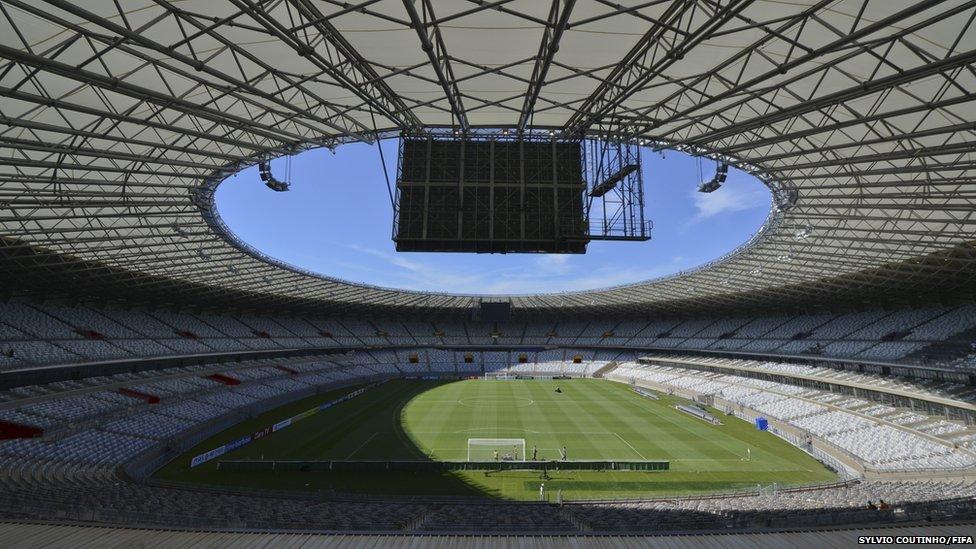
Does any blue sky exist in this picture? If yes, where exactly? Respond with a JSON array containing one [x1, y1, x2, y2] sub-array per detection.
[[215, 141, 770, 294]]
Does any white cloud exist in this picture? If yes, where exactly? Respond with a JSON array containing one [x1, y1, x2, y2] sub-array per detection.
[[329, 240, 711, 294], [690, 178, 770, 223], [340, 244, 501, 292], [480, 267, 647, 294], [532, 254, 572, 275]]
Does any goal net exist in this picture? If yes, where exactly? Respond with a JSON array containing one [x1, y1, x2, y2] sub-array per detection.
[[484, 372, 517, 380], [467, 438, 526, 462], [484, 373, 554, 380]]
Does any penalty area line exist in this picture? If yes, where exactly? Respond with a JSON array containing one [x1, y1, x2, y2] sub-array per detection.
[[346, 432, 379, 459], [673, 458, 763, 462], [613, 432, 648, 460]]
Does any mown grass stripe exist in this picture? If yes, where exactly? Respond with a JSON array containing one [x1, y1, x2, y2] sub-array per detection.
[[157, 379, 837, 500]]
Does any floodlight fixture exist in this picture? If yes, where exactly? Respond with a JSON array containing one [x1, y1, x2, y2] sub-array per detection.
[[258, 160, 290, 192], [697, 162, 729, 193]]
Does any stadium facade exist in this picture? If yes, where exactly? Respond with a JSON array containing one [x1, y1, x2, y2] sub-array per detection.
[[0, 0, 974, 542]]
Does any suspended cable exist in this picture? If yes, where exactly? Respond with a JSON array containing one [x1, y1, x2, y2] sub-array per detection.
[[369, 107, 396, 212]]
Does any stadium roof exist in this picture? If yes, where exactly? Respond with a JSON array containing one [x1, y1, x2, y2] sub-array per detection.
[[1, 0, 974, 317]]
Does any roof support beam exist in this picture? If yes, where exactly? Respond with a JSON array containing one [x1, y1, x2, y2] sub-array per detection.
[[0, 137, 226, 171], [0, 43, 322, 148], [756, 121, 976, 163], [402, 0, 469, 132], [563, 0, 755, 136], [29, 0, 371, 142], [0, 87, 269, 155], [237, 0, 424, 131], [627, 0, 963, 140], [722, 92, 976, 154], [517, 0, 576, 132], [0, 116, 242, 162], [689, 48, 976, 145]]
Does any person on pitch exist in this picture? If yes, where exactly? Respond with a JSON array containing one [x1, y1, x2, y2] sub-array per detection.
[[513, 444, 519, 460], [493, 449, 499, 461], [532, 445, 538, 461]]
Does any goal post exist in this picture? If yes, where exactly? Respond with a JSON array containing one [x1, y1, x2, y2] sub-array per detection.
[[483, 373, 555, 380], [467, 438, 526, 462], [484, 372, 517, 380]]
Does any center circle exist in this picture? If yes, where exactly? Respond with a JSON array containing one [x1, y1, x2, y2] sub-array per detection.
[[457, 397, 535, 408]]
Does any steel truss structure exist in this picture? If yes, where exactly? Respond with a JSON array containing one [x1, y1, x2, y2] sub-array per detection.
[[584, 138, 651, 241], [0, 0, 974, 318]]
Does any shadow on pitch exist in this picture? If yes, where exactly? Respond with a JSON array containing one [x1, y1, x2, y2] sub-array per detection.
[[388, 379, 509, 499], [294, 379, 495, 498]]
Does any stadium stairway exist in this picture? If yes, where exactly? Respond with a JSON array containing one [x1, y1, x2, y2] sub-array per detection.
[[591, 361, 619, 379]]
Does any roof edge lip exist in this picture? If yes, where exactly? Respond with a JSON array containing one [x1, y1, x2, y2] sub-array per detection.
[[195, 128, 787, 302]]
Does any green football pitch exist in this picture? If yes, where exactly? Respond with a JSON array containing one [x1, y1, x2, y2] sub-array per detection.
[[156, 379, 837, 500]]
